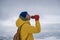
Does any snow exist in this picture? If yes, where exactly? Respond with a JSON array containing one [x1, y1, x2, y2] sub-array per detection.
[[34, 37, 60, 40]]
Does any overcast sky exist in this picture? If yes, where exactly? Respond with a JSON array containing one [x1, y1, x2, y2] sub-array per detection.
[[0, 0, 60, 40]]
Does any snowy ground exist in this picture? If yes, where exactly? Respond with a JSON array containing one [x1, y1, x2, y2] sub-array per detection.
[[0, 36, 60, 40], [34, 37, 60, 40]]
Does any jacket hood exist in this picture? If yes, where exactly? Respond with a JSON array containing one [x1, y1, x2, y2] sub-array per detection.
[[16, 17, 29, 27]]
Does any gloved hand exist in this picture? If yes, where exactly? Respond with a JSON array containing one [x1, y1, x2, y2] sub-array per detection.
[[31, 15, 39, 21], [34, 15, 39, 21]]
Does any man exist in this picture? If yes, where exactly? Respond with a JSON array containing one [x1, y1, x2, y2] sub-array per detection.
[[16, 11, 41, 40]]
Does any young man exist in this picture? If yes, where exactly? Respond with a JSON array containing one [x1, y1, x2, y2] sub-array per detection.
[[16, 11, 41, 40]]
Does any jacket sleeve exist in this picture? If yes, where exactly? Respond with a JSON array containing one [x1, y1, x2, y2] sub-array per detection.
[[24, 21, 41, 33]]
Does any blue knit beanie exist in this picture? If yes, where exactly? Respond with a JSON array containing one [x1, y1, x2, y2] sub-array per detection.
[[20, 11, 28, 18]]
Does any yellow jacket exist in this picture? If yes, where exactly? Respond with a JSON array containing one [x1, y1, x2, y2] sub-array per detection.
[[16, 18, 41, 40]]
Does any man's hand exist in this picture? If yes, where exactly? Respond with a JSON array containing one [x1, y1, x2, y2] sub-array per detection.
[[31, 15, 39, 21], [34, 15, 39, 21]]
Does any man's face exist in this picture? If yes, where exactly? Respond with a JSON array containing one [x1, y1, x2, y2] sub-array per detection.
[[25, 14, 30, 20]]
